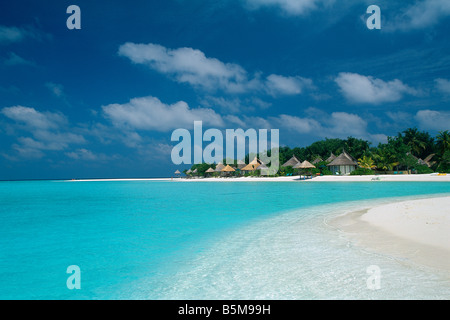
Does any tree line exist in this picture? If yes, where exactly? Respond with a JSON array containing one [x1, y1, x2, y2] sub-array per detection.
[[184, 128, 450, 176]]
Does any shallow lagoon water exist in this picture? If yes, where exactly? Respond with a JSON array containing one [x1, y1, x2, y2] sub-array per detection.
[[0, 180, 449, 299]]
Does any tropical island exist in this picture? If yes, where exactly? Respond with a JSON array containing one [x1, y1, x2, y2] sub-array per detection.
[[179, 128, 450, 178]]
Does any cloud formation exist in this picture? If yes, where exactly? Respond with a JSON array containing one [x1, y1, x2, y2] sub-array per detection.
[[1, 106, 85, 158], [435, 78, 450, 94], [244, 0, 332, 16], [389, 0, 450, 31], [335, 72, 418, 104], [415, 109, 450, 131], [102, 96, 225, 132], [118, 42, 313, 96]]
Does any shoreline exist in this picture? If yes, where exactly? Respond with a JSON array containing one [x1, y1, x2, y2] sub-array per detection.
[[66, 173, 450, 182], [330, 195, 450, 273]]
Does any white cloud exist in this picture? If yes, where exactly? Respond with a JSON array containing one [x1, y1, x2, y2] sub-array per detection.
[[244, 0, 332, 16], [271, 114, 321, 134], [265, 74, 314, 96], [389, 0, 450, 31], [1, 105, 67, 130], [119, 42, 253, 93], [1, 106, 85, 158], [326, 112, 368, 137], [435, 78, 450, 94], [119, 42, 313, 96], [103, 96, 225, 132], [335, 72, 418, 104], [415, 109, 450, 131]]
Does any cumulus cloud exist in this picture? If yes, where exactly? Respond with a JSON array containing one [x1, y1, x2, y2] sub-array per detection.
[[435, 78, 450, 94], [118, 42, 253, 93], [415, 109, 450, 131], [102, 96, 225, 132], [118, 42, 313, 96], [244, 0, 332, 16], [1, 106, 85, 158], [265, 74, 314, 96], [335, 72, 418, 104], [1, 105, 67, 130], [388, 0, 450, 31]]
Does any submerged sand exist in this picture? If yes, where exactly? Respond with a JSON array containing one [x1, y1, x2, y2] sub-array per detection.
[[331, 196, 450, 273]]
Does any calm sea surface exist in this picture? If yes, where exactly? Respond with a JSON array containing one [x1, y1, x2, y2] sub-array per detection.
[[0, 180, 449, 299]]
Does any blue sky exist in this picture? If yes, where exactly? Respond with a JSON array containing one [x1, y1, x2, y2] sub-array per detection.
[[1, 0, 450, 179]]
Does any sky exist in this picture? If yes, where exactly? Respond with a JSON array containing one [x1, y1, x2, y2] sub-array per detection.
[[1, 0, 450, 179]]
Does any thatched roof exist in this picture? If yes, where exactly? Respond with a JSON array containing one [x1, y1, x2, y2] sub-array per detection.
[[312, 157, 323, 164], [327, 151, 357, 166], [186, 169, 192, 174], [174, 170, 181, 174], [294, 160, 316, 169], [221, 165, 235, 172], [326, 153, 336, 163], [237, 160, 246, 169], [192, 168, 198, 173], [282, 155, 300, 167], [249, 156, 262, 165], [205, 167, 215, 173], [215, 162, 225, 172], [241, 163, 260, 171]]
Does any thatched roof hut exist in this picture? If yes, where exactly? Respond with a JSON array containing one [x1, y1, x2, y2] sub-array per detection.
[[174, 170, 181, 175], [221, 165, 235, 172], [237, 160, 246, 169], [312, 157, 323, 165], [186, 169, 192, 174], [215, 162, 225, 172], [282, 155, 300, 167], [205, 167, 215, 173], [326, 153, 336, 163], [294, 160, 316, 169], [241, 163, 260, 171], [327, 151, 358, 175], [249, 156, 262, 165]]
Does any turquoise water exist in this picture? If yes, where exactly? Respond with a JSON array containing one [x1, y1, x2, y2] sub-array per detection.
[[0, 180, 449, 299]]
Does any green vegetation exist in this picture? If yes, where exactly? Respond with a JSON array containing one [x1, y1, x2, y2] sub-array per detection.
[[184, 128, 450, 177]]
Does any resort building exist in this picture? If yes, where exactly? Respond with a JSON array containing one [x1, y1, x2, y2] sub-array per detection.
[[282, 155, 301, 167], [326, 152, 337, 163], [327, 150, 358, 175]]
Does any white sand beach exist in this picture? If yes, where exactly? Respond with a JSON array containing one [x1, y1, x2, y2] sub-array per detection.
[[331, 196, 450, 272], [174, 173, 450, 182]]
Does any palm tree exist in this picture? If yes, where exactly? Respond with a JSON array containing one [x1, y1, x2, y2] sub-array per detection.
[[402, 128, 426, 157], [373, 150, 399, 173], [436, 130, 450, 155], [358, 156, 376, 170]]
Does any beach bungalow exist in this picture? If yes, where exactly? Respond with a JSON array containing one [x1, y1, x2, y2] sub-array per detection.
[[282, 155, 300, 167], [294, 160, 316, 178], [215, 162, 225, 172], [205, 167, 215, 177], [327, 150, 358, 175], [326, 153, 337, 163], [237, 160, 246, 170], [221, 165, 235, 177]]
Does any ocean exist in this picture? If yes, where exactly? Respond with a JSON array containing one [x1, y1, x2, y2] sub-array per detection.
[[0, 180, 449, 299]]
